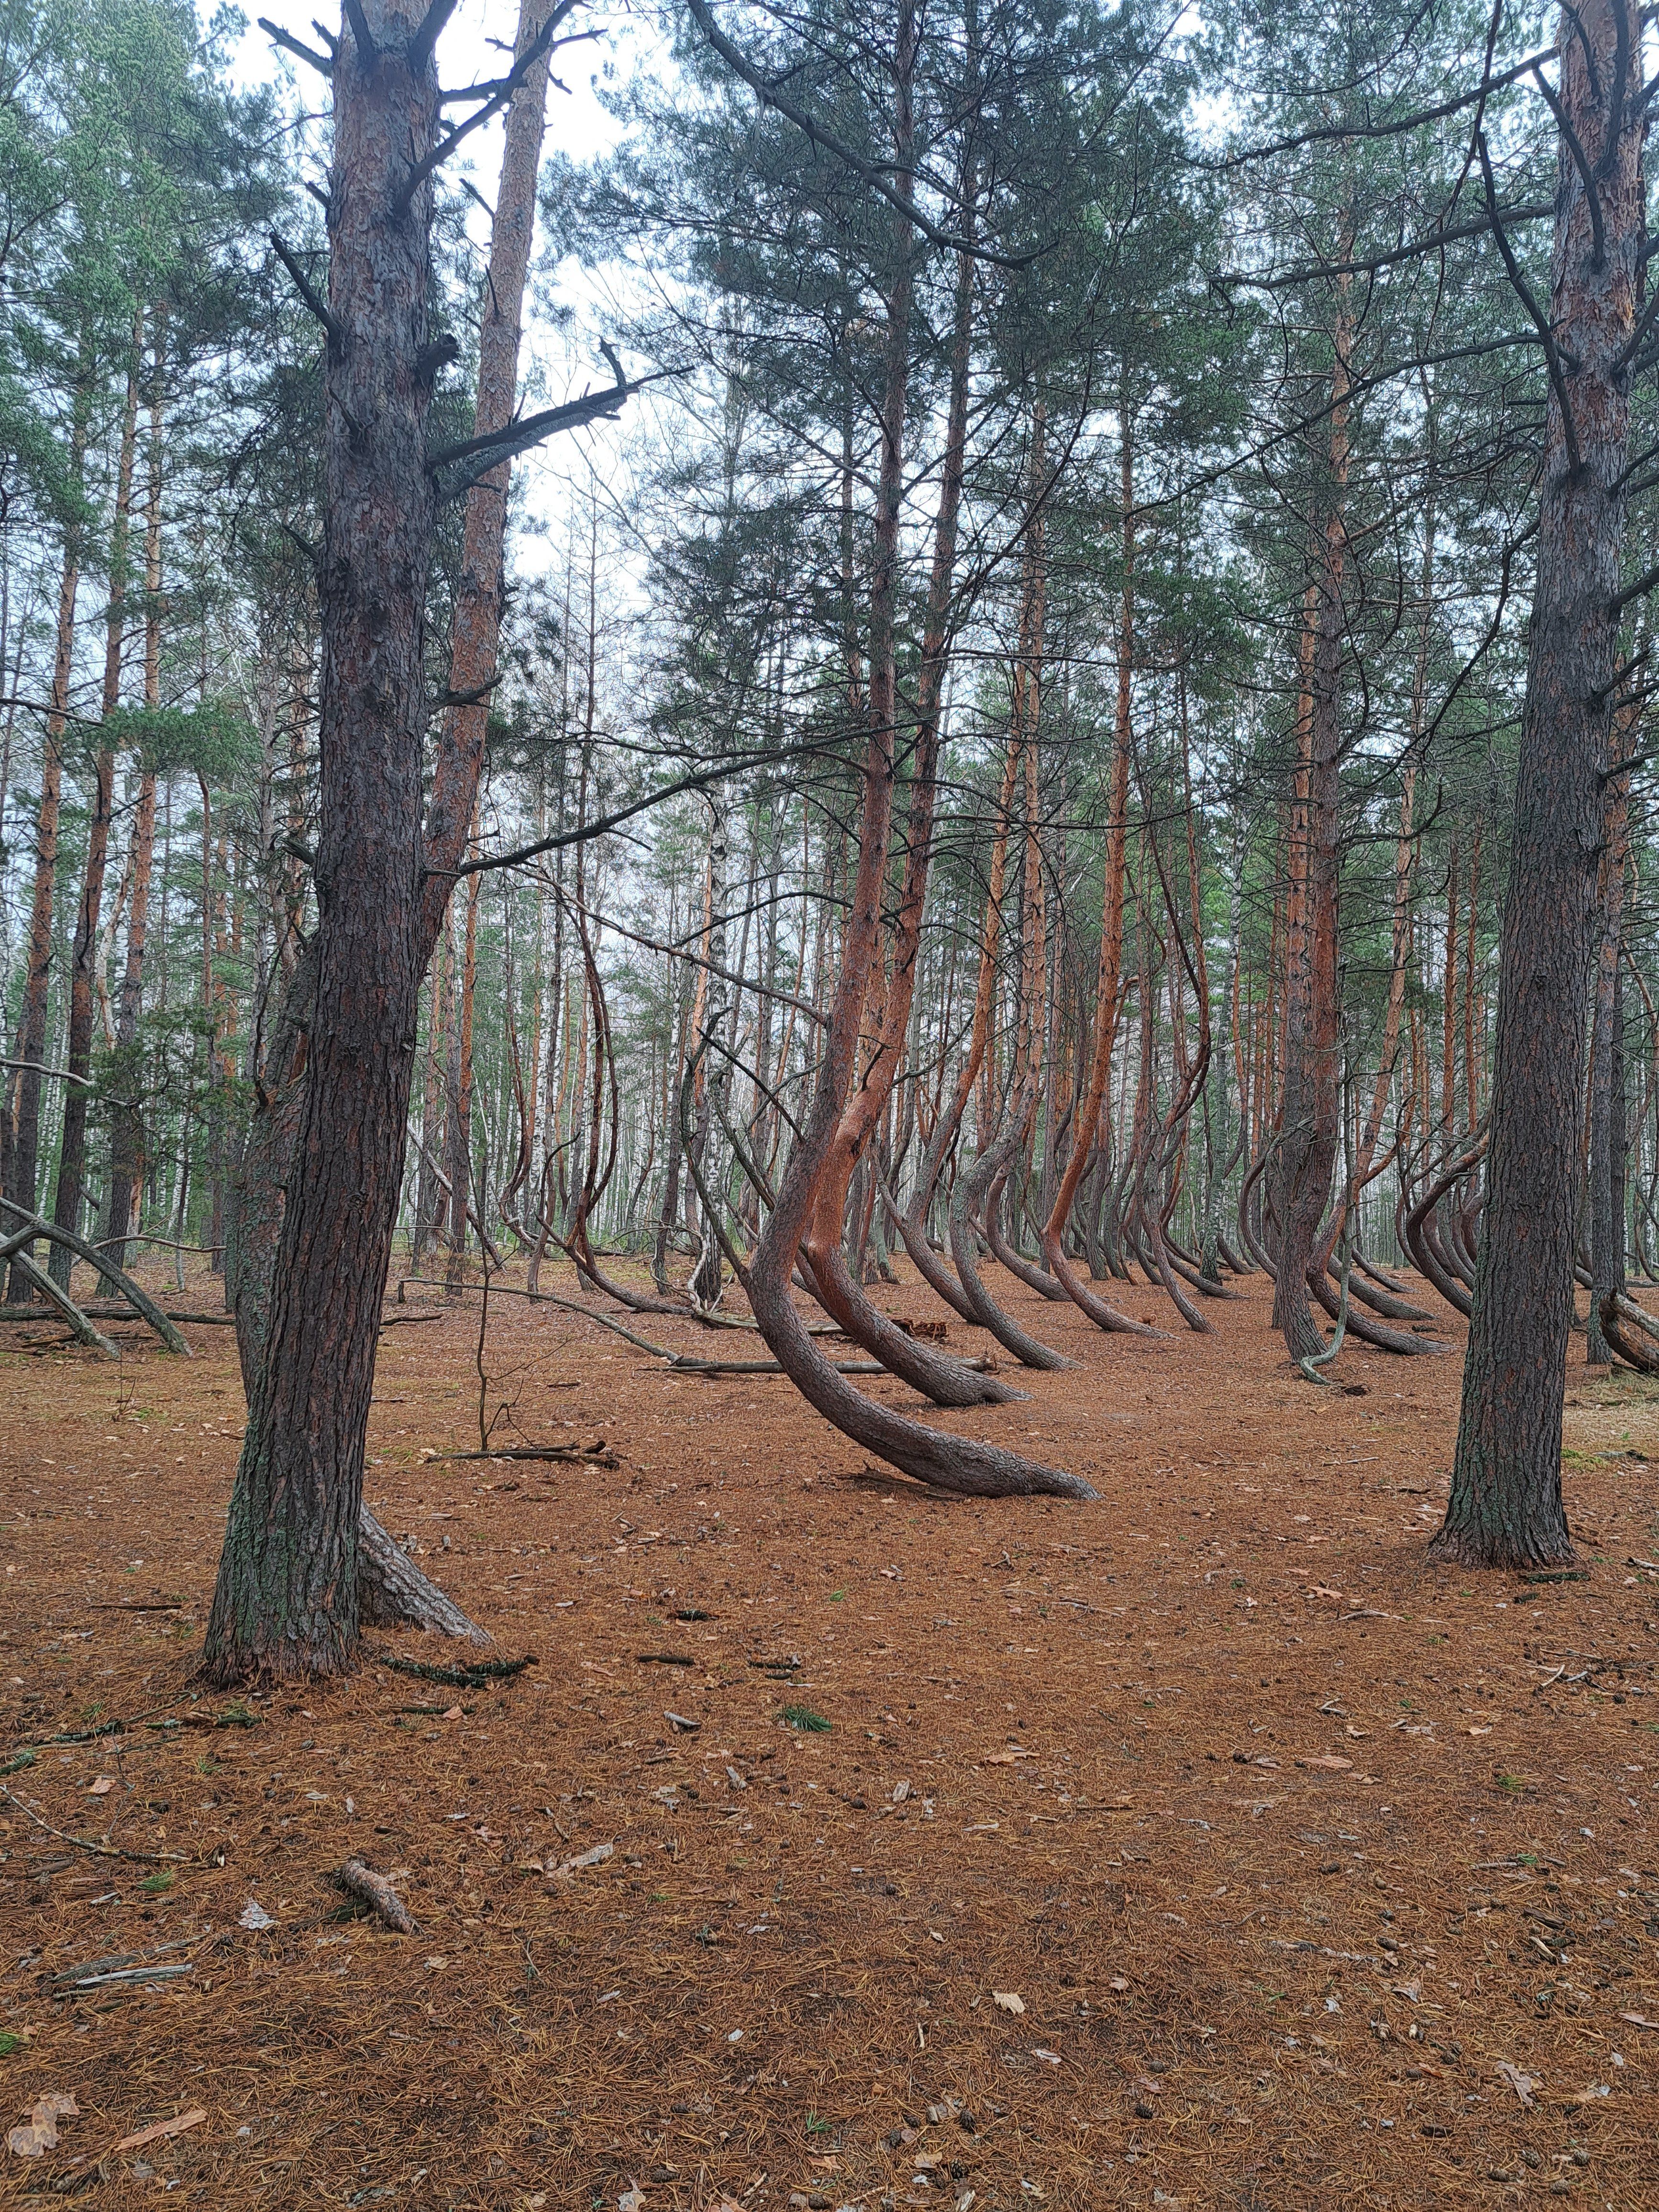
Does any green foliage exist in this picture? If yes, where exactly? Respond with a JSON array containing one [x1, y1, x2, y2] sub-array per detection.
[[97, 700, 257, 782]]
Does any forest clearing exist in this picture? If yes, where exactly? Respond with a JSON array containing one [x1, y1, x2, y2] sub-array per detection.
[[1, 1256, 1657, 2209]]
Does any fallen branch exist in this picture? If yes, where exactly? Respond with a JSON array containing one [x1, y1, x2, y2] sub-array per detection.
[[445, 1440, 619, 1466], [334, 1858, 417, 1934], [0, 1784, 188, 1863], [1, 1304, 234, 1327], [0, 1251, 119, 1357]]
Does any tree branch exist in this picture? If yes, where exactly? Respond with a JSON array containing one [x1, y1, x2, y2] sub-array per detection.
[[407, 0, 458, 75], [683, 0, 1039, 270], [1199, 46, 1557, 168], [439, 735, 842, 879], [1476, 133, 1582, 476], [394, 0, 579, 214], [1213, 202, 1552, 290], [258, 17, 334, 75], [270, 232, 345, 352]]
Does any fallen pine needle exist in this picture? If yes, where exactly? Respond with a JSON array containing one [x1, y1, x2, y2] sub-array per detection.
[[0, 1784, 186, 1864]]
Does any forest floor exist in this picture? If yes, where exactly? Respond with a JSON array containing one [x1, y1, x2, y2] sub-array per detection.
[[1, 1254, 1658, 2211]]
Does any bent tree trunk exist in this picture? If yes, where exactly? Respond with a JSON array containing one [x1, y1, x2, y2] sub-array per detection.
[[1433, 0, 1640, 1569], [741, 20, 1088, 1500], [1039, 395, 1158, 1339]]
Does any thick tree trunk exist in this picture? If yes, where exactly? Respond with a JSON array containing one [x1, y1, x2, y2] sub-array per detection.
[[202, 0, 447, 1682], [1434, 0, 1641, 1568], [223, 942, 487, 1641], [205, 0, 561, 1679]]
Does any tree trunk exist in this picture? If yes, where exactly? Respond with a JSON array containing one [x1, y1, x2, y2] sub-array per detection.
[[50, 322, 143, 1288], [6, 392, 86, 1302], [1585, 715, 1632, 1359], [1040, 396, 1159, 1338], [741, 2, 1088, 1499], [202, 0, 450, 1681], [1272, 271, 1350, 1363], [1434, 0, 1641, 1568]]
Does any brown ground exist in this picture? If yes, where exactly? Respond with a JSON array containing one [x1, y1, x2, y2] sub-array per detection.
[[1, 1253, 1657, 2212]]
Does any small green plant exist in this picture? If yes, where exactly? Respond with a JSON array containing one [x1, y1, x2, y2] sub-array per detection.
[[0, 2030, 25, 2055], [780, 1703, 831, 1733], [1496, 1772, 1525, 1794], [196, 1754, 219, 1776], [139, 1870, 173, 1895], [805, 2112, 832, 2135]]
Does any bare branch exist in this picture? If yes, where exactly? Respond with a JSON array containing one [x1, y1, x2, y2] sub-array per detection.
[[395, 0, 580, 213], [258, 16, 334, 75], [441, 735, 843, 879], [1476, 133, 1582, 477], [407, 0, 458, 75], [270, 231, 345, 352]]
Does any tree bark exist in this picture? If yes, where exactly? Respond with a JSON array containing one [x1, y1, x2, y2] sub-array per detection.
[[1272, 269, 1350, 1363], [202, 0, 452, 1681], [50, 321, 143, 1288], [205, 0, 562, 1680], [1585, 713, 1632, 1359], [6, 391, 86, 1302], [741, 2, 1088, 1499], [1038, 395, 1158, 1337], [1434, 0, 1641, 1568]]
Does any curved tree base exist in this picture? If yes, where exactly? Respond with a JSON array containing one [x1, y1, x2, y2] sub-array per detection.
[[358, 1506, 490, 1639], [802, 1237, 1025, 1406], [748, 1269, 1094, 1499], [1308, 1264, 1449, 1353], [948, 1143, 1073, 1370], [1337, 1267, 1431, 1322], [1041, 1237, 1168, 1338], [881, 1185, 981, 1324], [1598, 1289, 1659, 1373], [986, 1185, 1069, 1301]]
